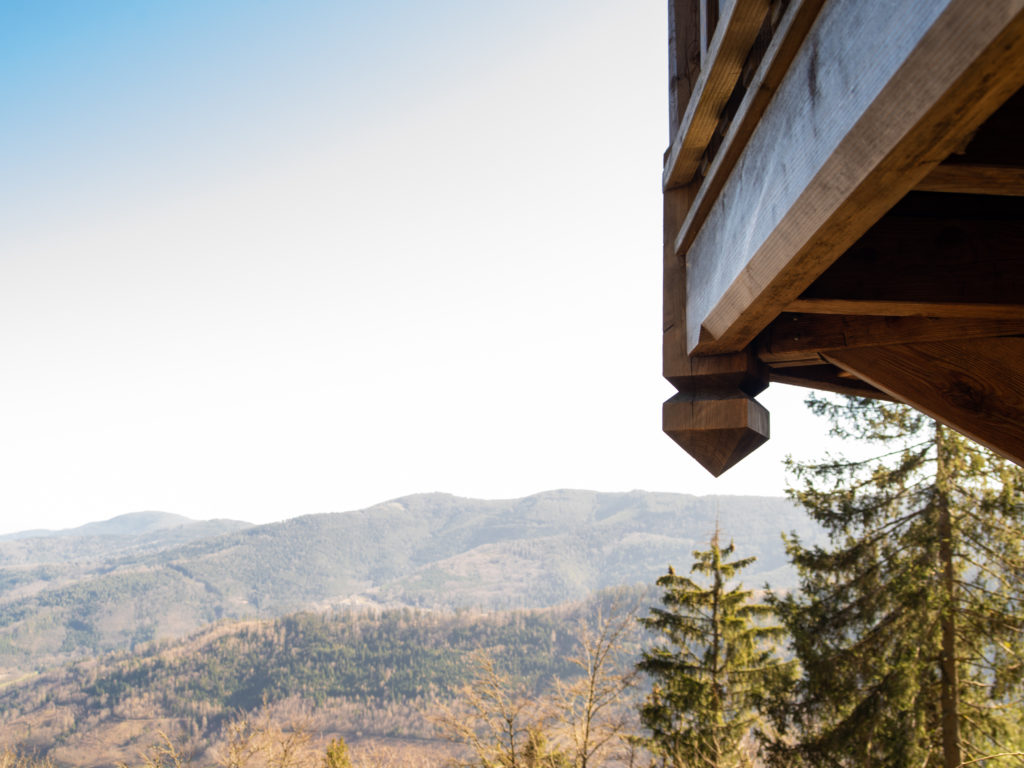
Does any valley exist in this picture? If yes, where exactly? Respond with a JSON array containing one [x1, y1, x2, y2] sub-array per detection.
[[0, 490, 814, 766]]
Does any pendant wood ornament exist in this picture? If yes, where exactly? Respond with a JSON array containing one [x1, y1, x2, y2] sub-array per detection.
[[662, 351, 770, 477]]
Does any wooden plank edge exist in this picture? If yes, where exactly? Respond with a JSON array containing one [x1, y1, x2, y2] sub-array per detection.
[[662, 0, 772, 190]]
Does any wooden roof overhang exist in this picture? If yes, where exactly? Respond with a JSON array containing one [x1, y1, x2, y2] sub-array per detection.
[[662, 0, 1024, 475]]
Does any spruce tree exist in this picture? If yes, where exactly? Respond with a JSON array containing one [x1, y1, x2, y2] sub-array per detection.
[[637, 535, 791, 768], [767, 395, 1024, 768]]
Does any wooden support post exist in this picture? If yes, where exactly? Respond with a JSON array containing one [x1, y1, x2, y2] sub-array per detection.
[[664, 189, 770, 476], [669, 0, 703, 139]]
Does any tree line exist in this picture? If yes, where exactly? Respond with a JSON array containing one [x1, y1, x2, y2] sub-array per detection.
[[2, 396, 1022, 767], [447, 396, 1024, 767]]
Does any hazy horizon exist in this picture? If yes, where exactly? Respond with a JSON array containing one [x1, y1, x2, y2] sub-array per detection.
[[2, 1, 837, 536]]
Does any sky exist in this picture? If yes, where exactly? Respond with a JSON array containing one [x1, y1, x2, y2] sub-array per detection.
[[0, 0, 834, 535]]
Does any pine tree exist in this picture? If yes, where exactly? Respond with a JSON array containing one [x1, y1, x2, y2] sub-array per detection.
[[323, 736, 352, 768], [637, 535, 792, 768], [766, 395, 1024, 768]]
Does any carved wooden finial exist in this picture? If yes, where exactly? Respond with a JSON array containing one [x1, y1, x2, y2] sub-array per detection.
[[663, 389, 770, 476]]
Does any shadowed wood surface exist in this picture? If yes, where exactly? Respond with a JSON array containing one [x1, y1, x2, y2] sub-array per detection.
[[797, 198, 1024, 309], [769, 365, 895, 401], [785, 300, 1024, 319]]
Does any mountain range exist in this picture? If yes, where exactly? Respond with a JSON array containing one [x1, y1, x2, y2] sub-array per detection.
[[0, 490, 817, 678]]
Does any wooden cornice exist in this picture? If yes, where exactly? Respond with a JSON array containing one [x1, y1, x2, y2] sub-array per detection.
[[681, 0, 1024, 356]]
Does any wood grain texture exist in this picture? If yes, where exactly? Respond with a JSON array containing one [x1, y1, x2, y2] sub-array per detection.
[[663, 0, 771, 189], [826, 338, 1024, 466], [761, 314, 1024, 363], [682, 0, 1024, 355], [915, 163, 1024, 195], [663, 391, 770, 476]]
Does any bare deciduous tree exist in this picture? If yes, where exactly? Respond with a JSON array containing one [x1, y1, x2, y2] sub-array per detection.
[[552, 608, 641, 768]]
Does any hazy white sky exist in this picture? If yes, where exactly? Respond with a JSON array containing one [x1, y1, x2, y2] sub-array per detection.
[[0, 0, 832, 535]]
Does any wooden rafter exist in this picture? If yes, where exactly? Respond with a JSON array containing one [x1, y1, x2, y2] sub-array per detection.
[[827, 339, 1024, 465], [760, 315, 1024, 364], [915, 163, 1024, 196]]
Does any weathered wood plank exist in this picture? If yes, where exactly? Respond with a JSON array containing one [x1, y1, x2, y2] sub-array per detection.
[[826, 339, 1024, 466], [672, 0, 827, 252], [663, 0, 771, 189], [682, 0, 1024, 354], [761, 314, 1024, 363], [915, 163, 1024, 195]]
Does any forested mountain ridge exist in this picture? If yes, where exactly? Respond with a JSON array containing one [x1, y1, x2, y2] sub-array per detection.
[[0, 588, 652, 767], [0, 491, 813, 675]]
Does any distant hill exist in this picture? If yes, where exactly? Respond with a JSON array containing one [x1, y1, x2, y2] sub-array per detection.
[[0, 511, 252, 561], [0, 511, 234, 541], [0, 491, 816, 674]]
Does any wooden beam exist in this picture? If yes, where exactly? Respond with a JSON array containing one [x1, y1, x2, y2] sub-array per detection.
[[681, 0, 1024, 355], [785, 300, 1024, 319], [699, 0, 712, 63], [663, 0, 771, 189], [769, 365, 896, 401], [826, 338, 1024, 466], [914, 163, 1024, 195], [761, 314, 1024, 363], [672, 0, 827, 252]]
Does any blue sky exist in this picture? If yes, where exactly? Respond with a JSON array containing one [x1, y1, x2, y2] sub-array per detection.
[[0, 0, 828, 534]]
